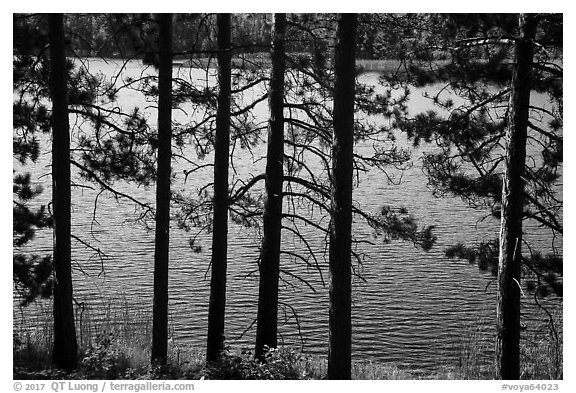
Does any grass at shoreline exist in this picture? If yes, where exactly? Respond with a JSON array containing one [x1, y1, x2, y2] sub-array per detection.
[[13, 324, 562, 380], [13, 298, 562, 380]]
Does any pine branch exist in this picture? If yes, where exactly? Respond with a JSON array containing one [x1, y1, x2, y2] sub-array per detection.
[[527, 121, 562, 143], [533, 62, 563, 78], [282, 213, 329, 234], [282, 191, 330, 214], [281, 224, 325, 286], [70, 159, 153, 215], [452, 37, 515, 50], [279, 265, 317, 293], [229, 173, 266, 205]]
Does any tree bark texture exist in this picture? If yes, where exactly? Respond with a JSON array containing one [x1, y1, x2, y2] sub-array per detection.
[[496, 14, 538, 380], [255, 13, 286, 359], [206, 13, 232, 363], [151, 13, 173, 365], [328, 13, 356, 380], [49, 13, 79, 371]]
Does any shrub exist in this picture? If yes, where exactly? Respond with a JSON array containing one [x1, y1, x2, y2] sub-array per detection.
[[204, 346, 307, 380], [80, 332, 129, 378]]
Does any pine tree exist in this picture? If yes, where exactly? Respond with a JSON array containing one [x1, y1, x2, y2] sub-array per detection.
[[48, 13, 79, 371], [255, 13, 287, 359], [328, 13, 356, 380], [151, 13, 173, 365], [389, 13, 562, 378], [393, 14, 562, 296], [206, 13, 232, 363], [496, 13, 539, 380]]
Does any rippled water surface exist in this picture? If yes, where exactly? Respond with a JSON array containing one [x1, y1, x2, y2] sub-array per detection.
[[13, 59, 562, 375]]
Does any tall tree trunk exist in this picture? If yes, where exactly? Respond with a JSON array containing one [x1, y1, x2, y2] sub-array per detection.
[[328, 13, 356, 380], [496, 13, 538, 380], [49, 13, 78, 371], [151, 13, 173, 365], [206, 13, 232, 363], [255, 13, 286, 359]]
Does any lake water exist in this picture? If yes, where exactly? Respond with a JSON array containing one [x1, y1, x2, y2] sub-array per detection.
[[13, 59, 562, 376]]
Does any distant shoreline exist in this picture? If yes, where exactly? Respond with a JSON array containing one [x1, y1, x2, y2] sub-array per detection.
[[175, 56, 408, 74], [75, 55, 451, 75]]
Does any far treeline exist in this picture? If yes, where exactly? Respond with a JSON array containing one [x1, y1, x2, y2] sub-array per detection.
[[13, 13, 562, 380], [54, 13, 422, 60]]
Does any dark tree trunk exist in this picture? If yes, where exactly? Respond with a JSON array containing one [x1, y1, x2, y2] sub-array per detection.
[[496, 13, 538, 380], [328, 13, 356, 380], [255, 13, 286, 359], [151, 13, 173, 365], [206, 13, 232, 363], [49, 13, 78, 371]]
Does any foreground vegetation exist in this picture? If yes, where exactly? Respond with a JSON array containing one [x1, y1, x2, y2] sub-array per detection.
[[13, 308, 562, 380]]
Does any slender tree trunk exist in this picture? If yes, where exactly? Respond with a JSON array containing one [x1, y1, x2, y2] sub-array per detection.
[[255, 13, 286, 359], [49, 13, 78, 371], [206, 13, 232, 363], [496, 13, 537, 380], [151, 13, 173, 365], [328, 13, 356, 380]]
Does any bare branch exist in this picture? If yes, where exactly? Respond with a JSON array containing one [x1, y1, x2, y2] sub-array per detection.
[[70, 159, 153, 216], [279, 266, 317, 293], [229, 173, 266, 205]]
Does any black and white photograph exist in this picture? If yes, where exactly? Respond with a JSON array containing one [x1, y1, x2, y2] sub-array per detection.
[[10, 9, 565, 386]]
